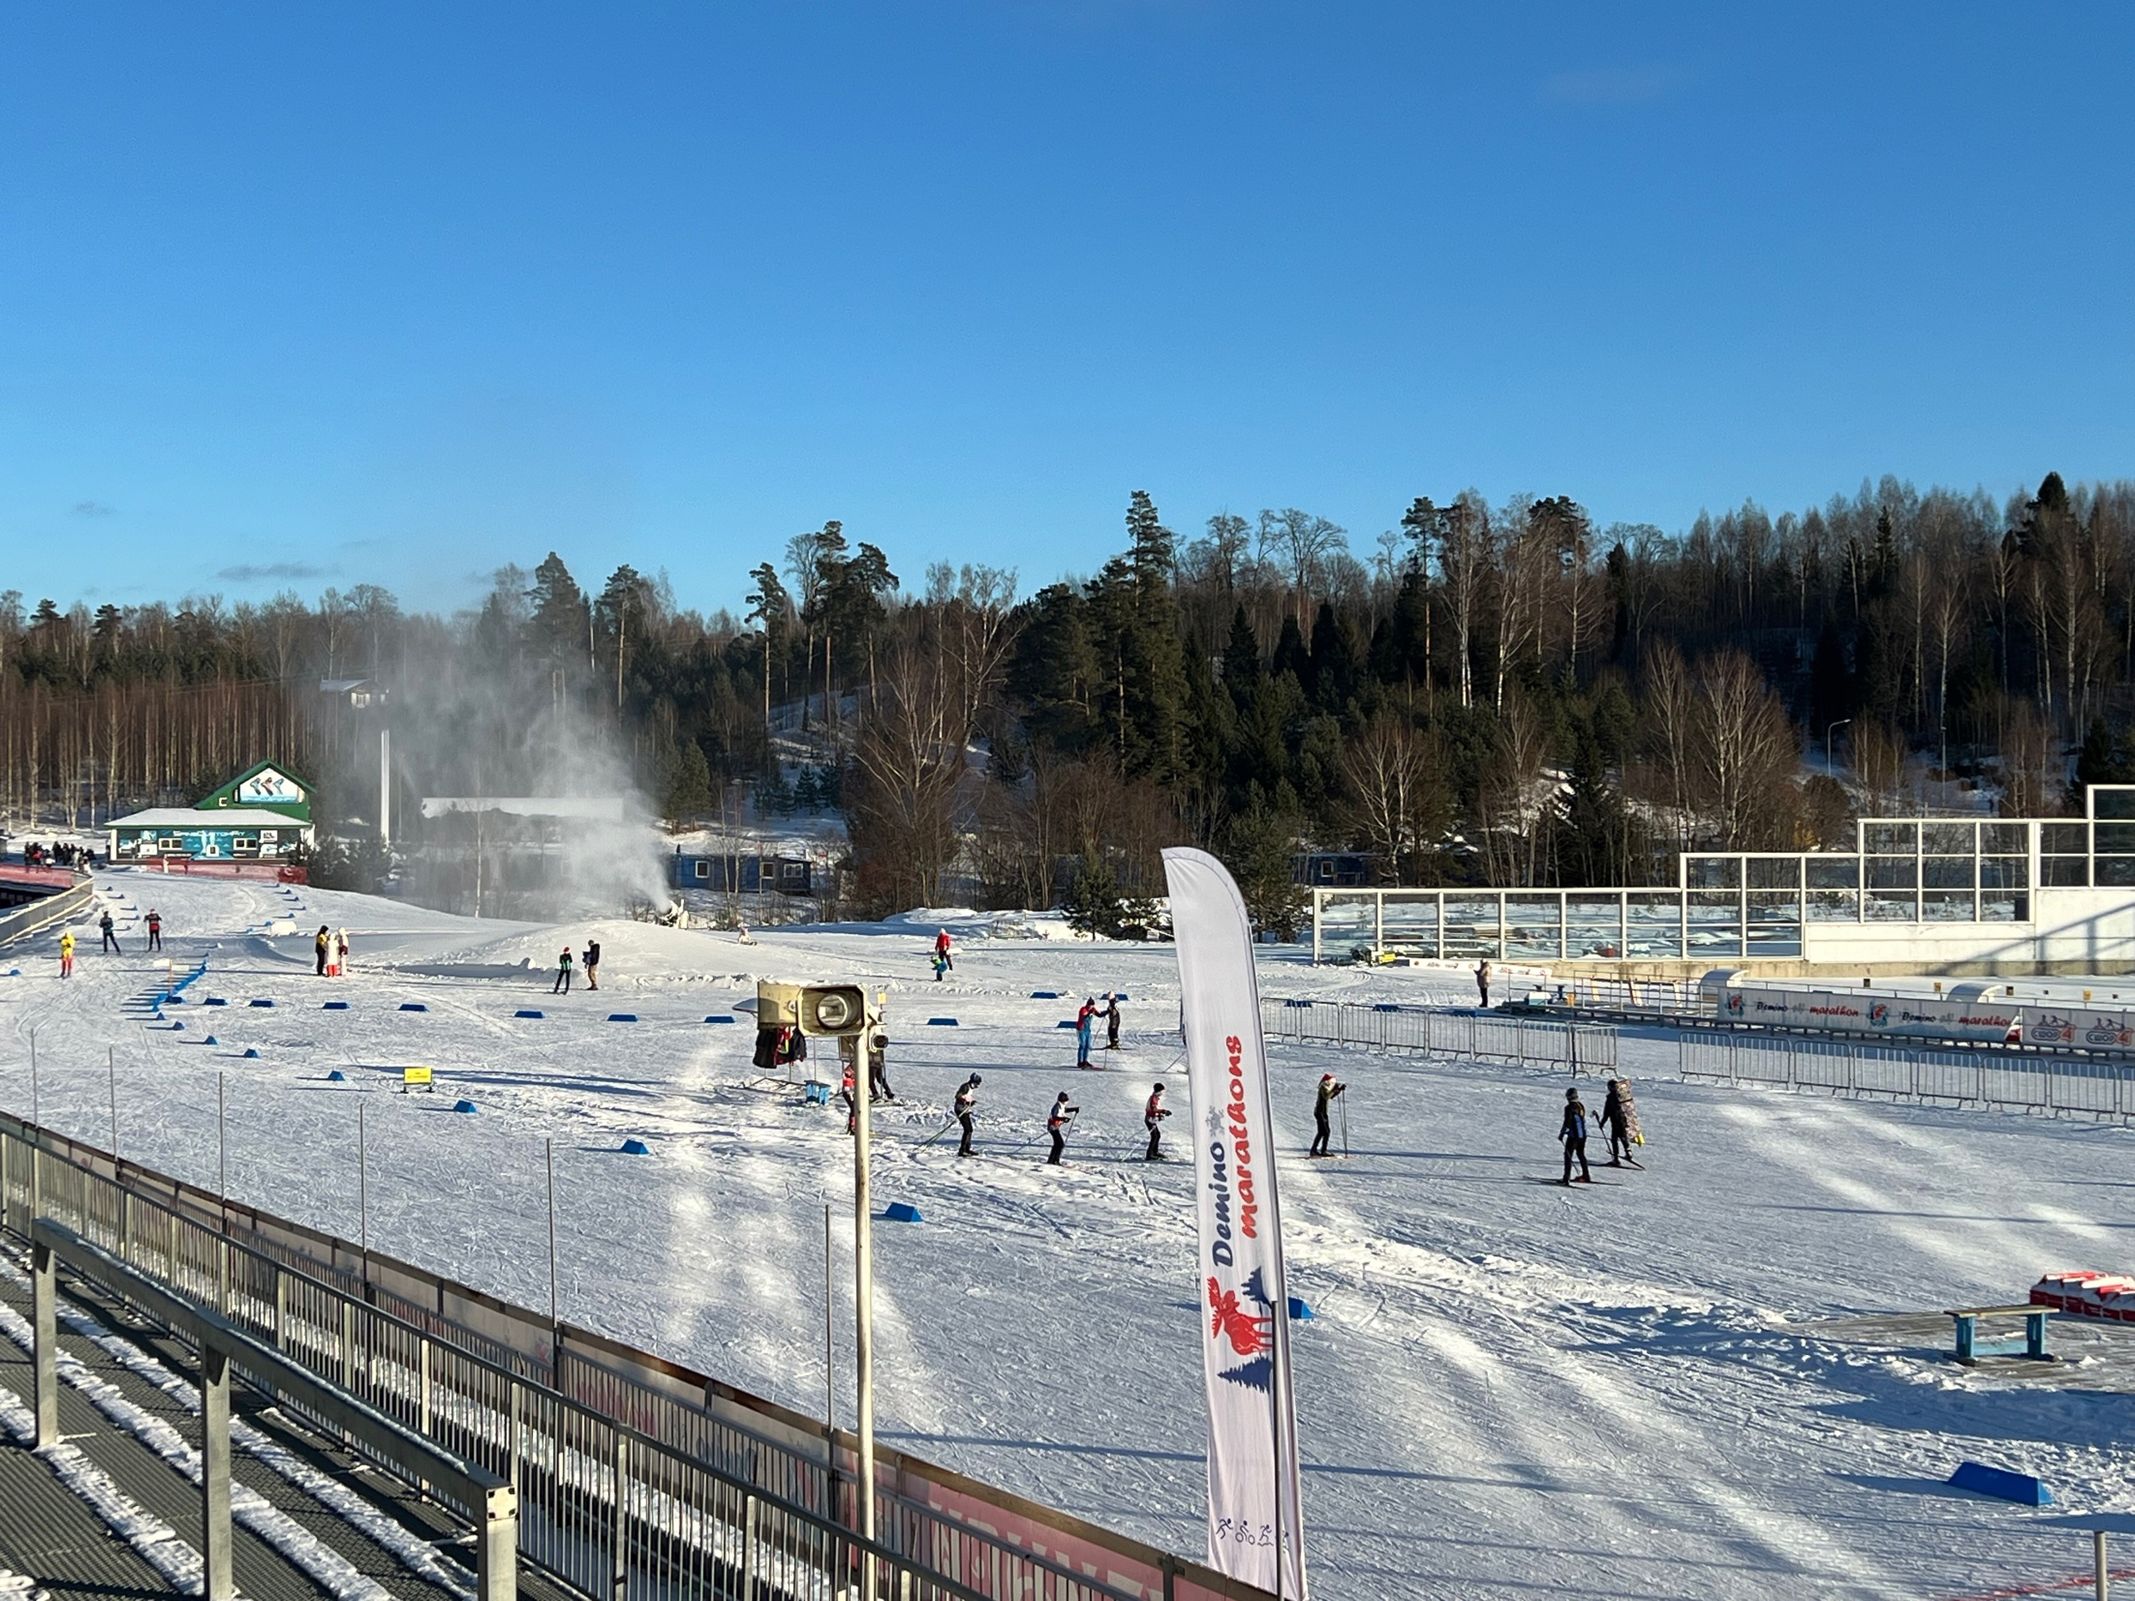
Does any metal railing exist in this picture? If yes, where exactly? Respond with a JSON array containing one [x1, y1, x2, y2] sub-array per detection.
[[0, 1126, 1151, 1601], [29, 1217, 518, 1601], [1261, 1000, 1618, 1075], [1678, 1031, 2135, 1123], [0, 871, 93, 947]]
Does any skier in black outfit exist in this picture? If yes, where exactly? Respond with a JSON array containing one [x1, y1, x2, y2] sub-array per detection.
[[145, 909, 163, 952], [1559, 1087, 1593, 1185], [953, 1074, 981, 1157], [1144, 1084, 1170, 1161], [1599, 1079, 1636, 1166], [1310, 1073, 1346, 1157], [867, 1030, 894, 1101], [1105, 996, 1123, 1051], [99, 911, 118, 953], [1045, 1093, 1078, 1165]]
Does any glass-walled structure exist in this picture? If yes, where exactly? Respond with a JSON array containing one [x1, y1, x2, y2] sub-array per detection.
[[1312, 785, 2135, 965]]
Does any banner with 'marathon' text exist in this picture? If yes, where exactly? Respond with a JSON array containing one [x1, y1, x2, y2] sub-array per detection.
[[1162, 846, 1308, 1598]]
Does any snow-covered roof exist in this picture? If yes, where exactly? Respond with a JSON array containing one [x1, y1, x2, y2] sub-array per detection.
[[108, 808, 315, 829], [420, 796, 635, 821]]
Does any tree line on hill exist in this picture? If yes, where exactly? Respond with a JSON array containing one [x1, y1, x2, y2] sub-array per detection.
[[4, 470, 2132, 927]]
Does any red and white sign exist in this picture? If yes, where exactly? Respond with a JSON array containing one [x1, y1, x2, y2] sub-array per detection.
[[1163, 847, 1307, 1598]]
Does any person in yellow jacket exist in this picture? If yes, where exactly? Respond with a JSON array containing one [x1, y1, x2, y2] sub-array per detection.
[[59, 930, 76, 979]]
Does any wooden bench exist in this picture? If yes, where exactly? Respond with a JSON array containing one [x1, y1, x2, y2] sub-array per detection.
[[1946, 1304, 2054, 1364]]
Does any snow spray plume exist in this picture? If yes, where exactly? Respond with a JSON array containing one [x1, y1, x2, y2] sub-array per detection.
[[382, 604, 671, 920]]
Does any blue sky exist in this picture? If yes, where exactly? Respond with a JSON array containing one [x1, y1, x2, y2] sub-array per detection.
[[3, 2, 2129, 616]]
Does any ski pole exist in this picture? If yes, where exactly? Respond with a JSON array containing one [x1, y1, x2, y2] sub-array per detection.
[[1340, 1093, 1349, 1159], [915, 1117, 958, 1151]]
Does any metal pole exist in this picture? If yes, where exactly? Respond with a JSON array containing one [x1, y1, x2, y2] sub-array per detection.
[[201, 1344, 234, 1600], [357, 1100, 368, 1259], [108, 1046, 118, 1157], [824, 1202, 835, 1432], [32, 1239, 57, 1447], [28, 1029, 38, 1125], [2097, 1529, 2108, 1601], [545, 1139, 560, 1358], [217, 1073, 227, 1224], [851, 1035, 878, 1600]]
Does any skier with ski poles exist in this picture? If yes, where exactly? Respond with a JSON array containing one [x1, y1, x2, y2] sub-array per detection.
[[953, 1073, 981, 1157], [867, 1029, 895, 1102], [1144, 1083, 1170, 1161], [1045, 1092, 1079, 1165], [1310, 1072, 1346, 1158], [838, 1058, 859, 1136], [1559, 1086, 1594, 1185]]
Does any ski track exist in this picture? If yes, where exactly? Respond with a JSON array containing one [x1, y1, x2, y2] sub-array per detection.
[[0, 872, 2130, 1598]]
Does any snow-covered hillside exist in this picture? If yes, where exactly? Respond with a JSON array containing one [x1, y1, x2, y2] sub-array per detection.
[[3, 869, 2132, 1600]]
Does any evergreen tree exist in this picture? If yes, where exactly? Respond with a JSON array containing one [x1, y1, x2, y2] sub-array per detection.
[[663, 740, 712, 828], [1222, 801, 1305, 939], [526, 553, 589, 667], [1062, 858, 1123, 936]]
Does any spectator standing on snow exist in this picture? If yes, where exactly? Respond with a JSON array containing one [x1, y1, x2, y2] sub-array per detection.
[[867, 1030, 894, 1102], [314, 926, 330, 976], [335, 930, 351, 976], [145, 909, 163, 952], [1105, 994, 1123, 1051], [552, 946, 574, 995], [935, 928, 953, 972], [59, 930, 75, 978], [953, 1073, 981, 1157], [838, 1059, 858, 1135], [1559, 1087, 1593, 1185], [931, 950, 947, 983], [1475, 959, 1492, 1008], [1310, 1073, 1346, 1158], [1075, 997, 1097, 1067], [583, 940, 601, 991], [99, 910, 118, 954], [1144, 1084, 1170, 1161], [1046, 1093, 1079, 1165]]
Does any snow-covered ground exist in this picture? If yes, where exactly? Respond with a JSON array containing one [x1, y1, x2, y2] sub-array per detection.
[[3, 870, 2133, 1600]]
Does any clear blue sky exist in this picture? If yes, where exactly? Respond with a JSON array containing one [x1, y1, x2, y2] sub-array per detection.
[[3, 2, 2129, 617]]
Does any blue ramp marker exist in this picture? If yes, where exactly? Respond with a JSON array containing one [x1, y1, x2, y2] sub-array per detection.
[[202, 1035, 219, 1047], [1056, 1019, 1077, 1029], [322, 1000, 350, 1010], [927, 1017, 958, 1027], [703, 1014, 735, 1024], [168, 1020, 185, 1032], [203, 997, 225, 1006], [620, 1138, 651, 1155], [1949, 1462, 2051, 1505], [1113, 993, 1129, 1001], [166, 995, 184, 1005], [249, 998, 276, 1008], [326, 1069, 346, 1082], [606, 1013, 638, 1023], [515, 1009, 545, 1019], [452, 1099, 478, 1114], [1030, 990, 1060, 999], [881, 1202, 923, 1224], [399, 1002, 428, 1012], [1287, 1296, 1314, 1321], [241, 1048, 261, 1059]]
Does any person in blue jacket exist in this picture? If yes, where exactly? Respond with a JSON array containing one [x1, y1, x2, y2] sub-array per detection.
[[1559, 1087, 1593, 1185]]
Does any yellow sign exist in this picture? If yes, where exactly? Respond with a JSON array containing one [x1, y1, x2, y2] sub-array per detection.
[[401, 1065, 434, 1093]]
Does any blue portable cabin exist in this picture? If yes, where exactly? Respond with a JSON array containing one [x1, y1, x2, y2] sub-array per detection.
[[672, 849, 814, 897]]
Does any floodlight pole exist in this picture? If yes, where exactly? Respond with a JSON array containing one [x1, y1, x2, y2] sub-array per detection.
[[849, 1032, 877, 1597]]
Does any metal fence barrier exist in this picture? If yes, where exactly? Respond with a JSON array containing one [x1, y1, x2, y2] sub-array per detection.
[[1677, 1030, 2135, 1123], [0, 872, 93, 948], [1261, 1000, 1618, 1075], [0, 1125, 1161, 1601], [30, 1217, 518, 1601]]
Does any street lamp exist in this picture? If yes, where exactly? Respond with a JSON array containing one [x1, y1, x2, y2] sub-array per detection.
[[1826, 719, 1853, 774]]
